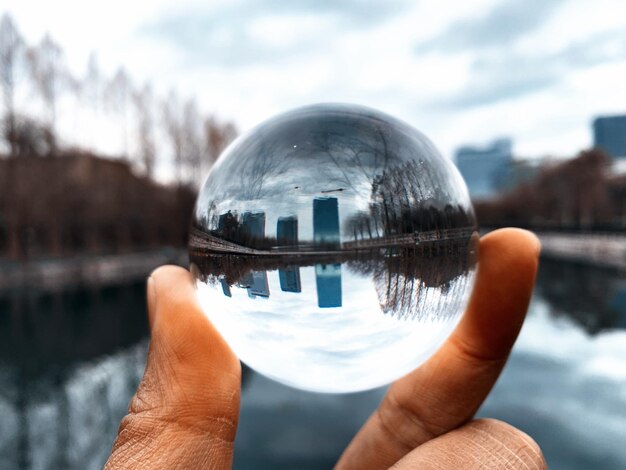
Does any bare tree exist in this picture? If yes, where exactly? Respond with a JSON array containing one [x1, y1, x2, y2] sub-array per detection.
[[0, 13, 24, 155], [133, 83, 156, 178], [181, 98, 203, 186], [81, 52, 101, 150], [203, 115, 238, 167], [162, 90, 184, 184], [27, 33, 65, 154], [238, 139, 288, 200], [83, 52, 100, 110], [312, 126, 394, 196], [105, 66, 132, 157]]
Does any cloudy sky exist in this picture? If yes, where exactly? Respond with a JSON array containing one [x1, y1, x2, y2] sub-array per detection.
[[4, 0, 626, 161]]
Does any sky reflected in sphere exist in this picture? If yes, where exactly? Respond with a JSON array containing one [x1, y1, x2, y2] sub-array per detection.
[[190, 103, 478, 393]]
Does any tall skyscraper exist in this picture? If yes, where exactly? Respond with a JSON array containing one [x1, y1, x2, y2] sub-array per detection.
[[241, 211, 266, 242], [277, 216, 301, 293], [277, 216, 298, 244], [241, 211, 270, 297], [313, 197, 340, 246], [455, 138, 513, 200], [313, 197, 342, 308], [593, 115, 626, 159]]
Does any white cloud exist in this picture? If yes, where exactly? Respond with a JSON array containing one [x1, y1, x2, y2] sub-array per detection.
[[4, 0, 626, 166]]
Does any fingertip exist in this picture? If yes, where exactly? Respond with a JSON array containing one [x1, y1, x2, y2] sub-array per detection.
[[454, 228, 541, 360], [481, 228, 541, 262], [149, 265, 196, 318], [477, 228, 541, 294], [146, 264, 241, 378], [149, 265, 195, 291]]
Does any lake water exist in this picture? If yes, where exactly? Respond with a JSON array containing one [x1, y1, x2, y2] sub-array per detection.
[[0, 258, 624, 469]]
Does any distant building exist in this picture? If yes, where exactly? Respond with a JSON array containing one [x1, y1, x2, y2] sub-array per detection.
[[241, 212, 266, 240], [455, 138, 513, 200], [313, 197, 340, 246], [276, 216, 298, 245], [241, 211, 269, 297], [313, 197, 342, 308], [277, 216, 301, 293], [593, 115, 626, 159], [504, 158, 542, 189]]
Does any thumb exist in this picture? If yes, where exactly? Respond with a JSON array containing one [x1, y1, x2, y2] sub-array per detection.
[[391, 419, 546, 469], [105, 266, 241, 470]]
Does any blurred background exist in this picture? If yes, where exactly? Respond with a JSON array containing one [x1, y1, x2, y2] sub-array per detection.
[[0, 0, 625, 469]]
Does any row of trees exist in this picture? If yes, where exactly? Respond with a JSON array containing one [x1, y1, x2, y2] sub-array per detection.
[[344, 160, 476, 241], [0, 154, 197, 259], [0, 13, 236, 185], [475, 149, 626, 231], [0, 13, 239, 259]]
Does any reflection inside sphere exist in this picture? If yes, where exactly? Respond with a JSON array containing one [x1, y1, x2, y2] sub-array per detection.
[[189, 103, 478, 393]]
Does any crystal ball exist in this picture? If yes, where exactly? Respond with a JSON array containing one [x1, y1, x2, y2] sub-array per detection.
[[189, 103, 478, 393]]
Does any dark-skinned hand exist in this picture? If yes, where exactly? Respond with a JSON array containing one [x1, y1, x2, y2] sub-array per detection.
[[105, 228, 547, 469]]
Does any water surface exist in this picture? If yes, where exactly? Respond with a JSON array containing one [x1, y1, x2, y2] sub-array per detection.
[[0, 259, 624, 469]]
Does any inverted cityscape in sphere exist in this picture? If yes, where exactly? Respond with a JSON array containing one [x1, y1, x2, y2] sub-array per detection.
[[189, 103, 479, 393]]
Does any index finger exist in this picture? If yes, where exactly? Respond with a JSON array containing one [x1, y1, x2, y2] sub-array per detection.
[[336, 228, 540, 470], [143, 265, 241, 416], [107, 266, 241, 469]]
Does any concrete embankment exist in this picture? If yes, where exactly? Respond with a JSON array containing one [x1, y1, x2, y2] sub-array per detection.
[[1, 232, 623, 292], [538, 232, 626, 270], [0, 249, 187, 292]]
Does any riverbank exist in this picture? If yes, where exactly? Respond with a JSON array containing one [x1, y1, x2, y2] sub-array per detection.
[[0, 232, 623, 292], [0, 249, 187, 293], [537, 232, 626, 271]]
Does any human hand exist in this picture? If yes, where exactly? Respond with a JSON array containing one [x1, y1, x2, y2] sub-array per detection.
[[105, 228, 546, 469]]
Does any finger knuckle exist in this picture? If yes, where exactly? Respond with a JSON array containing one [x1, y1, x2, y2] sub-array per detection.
[[376, 391, 441, 450]]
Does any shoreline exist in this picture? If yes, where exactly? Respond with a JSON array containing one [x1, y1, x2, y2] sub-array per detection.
[[1, 232, 623, 292], [537, 232, 626, 271], [0, 249, 187, 293]]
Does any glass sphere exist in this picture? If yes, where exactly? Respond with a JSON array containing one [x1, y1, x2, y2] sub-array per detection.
[[190, 103, 478, 393]]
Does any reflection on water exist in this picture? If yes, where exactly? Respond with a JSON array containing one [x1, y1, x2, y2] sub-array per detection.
[[189, 104, 481, 392], [480, 296, 626, 470], [537, 258, 626, 333], [189, 200, 479, 392], [0, 260, 624, 469], [0, 282, 148, 470], [0, 282, 149, 372], [190, 228, 478, 319]]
